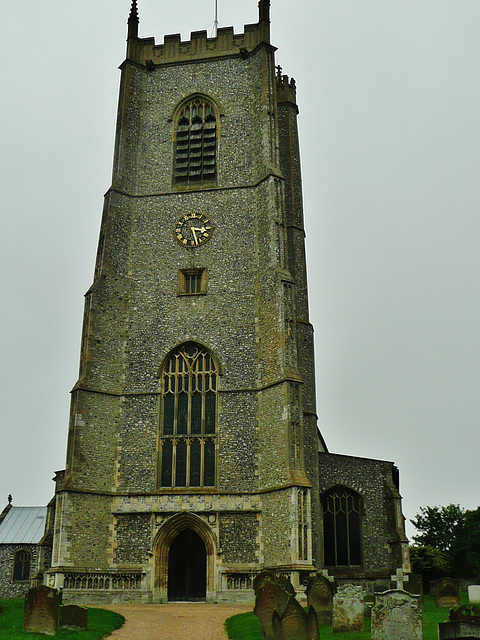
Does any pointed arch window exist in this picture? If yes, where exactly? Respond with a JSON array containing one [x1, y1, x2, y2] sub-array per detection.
[[173, 97, 217, 184], [322, 487, 362, 567], [13, 550, 31, 581], [159, 343, 218, 488]]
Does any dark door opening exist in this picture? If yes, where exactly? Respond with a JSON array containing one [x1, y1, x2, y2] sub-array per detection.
[[167, 528, 207, 601]]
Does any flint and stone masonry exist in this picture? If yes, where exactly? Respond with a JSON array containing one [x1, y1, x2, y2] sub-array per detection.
[[39, 0, 409, 604]]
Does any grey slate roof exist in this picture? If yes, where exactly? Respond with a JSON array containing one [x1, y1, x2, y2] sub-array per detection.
[[0, 507, 46, 544]]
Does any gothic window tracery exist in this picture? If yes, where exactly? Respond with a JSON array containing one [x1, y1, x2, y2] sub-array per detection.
[[159, 343, 218, 488], [322, 486, 362, 567], [173, 96, 217, 184]]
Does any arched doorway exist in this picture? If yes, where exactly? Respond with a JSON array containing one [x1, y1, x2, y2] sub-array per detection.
[[168, 528, 207, 601]]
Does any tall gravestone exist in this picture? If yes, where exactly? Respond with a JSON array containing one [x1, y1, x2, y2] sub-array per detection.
[[272, 597, 320, 640], [23, 585, 60, 636], [306, 573, 335, 624], [332, 584, 364, 633], [254, 576, 291, 640], [438, 604, 480, 639], [371, 590, 422, 640], [433, 578, 461, 608]]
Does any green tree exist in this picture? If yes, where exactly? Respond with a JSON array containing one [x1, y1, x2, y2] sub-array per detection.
[[409, 545, 450, 582], [463, 507, 480, 579], [410, 504, 466, 552], [410, 503, 480, 579]]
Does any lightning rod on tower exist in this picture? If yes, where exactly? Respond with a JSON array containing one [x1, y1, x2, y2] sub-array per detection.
[[213, 0, 218, 37]]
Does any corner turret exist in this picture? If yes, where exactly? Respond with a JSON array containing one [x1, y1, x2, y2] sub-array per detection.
[[258, 0, 271, 42], [127, 0, 139, 40]]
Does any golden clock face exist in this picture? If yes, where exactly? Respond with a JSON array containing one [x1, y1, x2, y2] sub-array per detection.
[[173, 212, 214, 248]]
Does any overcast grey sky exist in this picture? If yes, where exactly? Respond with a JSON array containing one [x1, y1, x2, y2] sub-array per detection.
[[1, 1, 479, 540]]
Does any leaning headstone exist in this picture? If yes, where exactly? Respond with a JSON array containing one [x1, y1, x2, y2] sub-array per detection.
[[332, 584, 364, 633], [305, 606, 321, 640], [272, 596, 320, 640], [438, 604, 480, 639], [371, 590, 422, 640], [469, 585, 480, 604], [23, 585, 60, 636], [254, 570, 277, 595], [59, 605, 88, 630], [306, 572, 335, 624], [274, 573, 296, 597], [405, 573, 424, 610], [254, 578, 290, 640], [433, 577, 461, 608]]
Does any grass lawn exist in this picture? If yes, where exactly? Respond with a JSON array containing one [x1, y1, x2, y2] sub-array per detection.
[[225, 592, 470, 640], [0, 599, 124, 639]]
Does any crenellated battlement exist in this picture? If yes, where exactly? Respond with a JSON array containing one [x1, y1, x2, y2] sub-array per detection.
[[126, 1, 271, 66], [276, 70, 297, 106]]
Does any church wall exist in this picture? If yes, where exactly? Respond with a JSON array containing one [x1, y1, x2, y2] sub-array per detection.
[[318, 452, 399, 578], [260, 488, 296, 567], [219, 513, 259, 564], [218, 391, 257, 493], [114, 513, 152, 566], [66, 392, 121, 492], [257, 385, 290, 488], [0, 544, 41, 598], [55, 492, 113, 571]]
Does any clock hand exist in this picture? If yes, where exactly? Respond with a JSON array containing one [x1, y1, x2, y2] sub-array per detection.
[[191, 227, 199, 245]]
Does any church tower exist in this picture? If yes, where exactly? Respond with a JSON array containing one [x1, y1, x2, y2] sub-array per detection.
[[45, 1, 408, 603], [47, 0, 323, 603]]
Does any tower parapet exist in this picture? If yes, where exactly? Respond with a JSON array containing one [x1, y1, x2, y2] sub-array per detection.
[[276, 72, 297, 108], [126, 0, 272, 66]]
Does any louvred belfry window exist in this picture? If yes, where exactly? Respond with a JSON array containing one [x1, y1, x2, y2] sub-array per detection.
[[159, 343, 218, 488], [174, 97, 217, 184]]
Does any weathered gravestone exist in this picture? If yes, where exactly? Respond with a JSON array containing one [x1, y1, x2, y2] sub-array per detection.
[[306, 572, 336, 624], [272, 596, 320, 640], [254, 570, 277, 594], [433, 578, 461, 608], [59, 604, 88, 630], [405, 573, 424, 610], [23, 585, 60, 636], [371, 590, 422, 640], [254, 576, 291, 640], [273, 574, 296, 597], [332, 584, 364, 633], [438, 604, 480, 639], [469, 585, 480, 605]]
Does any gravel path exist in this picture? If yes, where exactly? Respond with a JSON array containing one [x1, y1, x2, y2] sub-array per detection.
[[103, 603, 251, 640]]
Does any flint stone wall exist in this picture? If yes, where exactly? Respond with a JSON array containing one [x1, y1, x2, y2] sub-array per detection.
[[0, 544, 41, 598]]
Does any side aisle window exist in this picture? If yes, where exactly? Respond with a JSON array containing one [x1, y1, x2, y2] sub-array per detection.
[[322, 486, 362, 567], [13, 550, 31, 581], [173, 96, 217, 185]]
